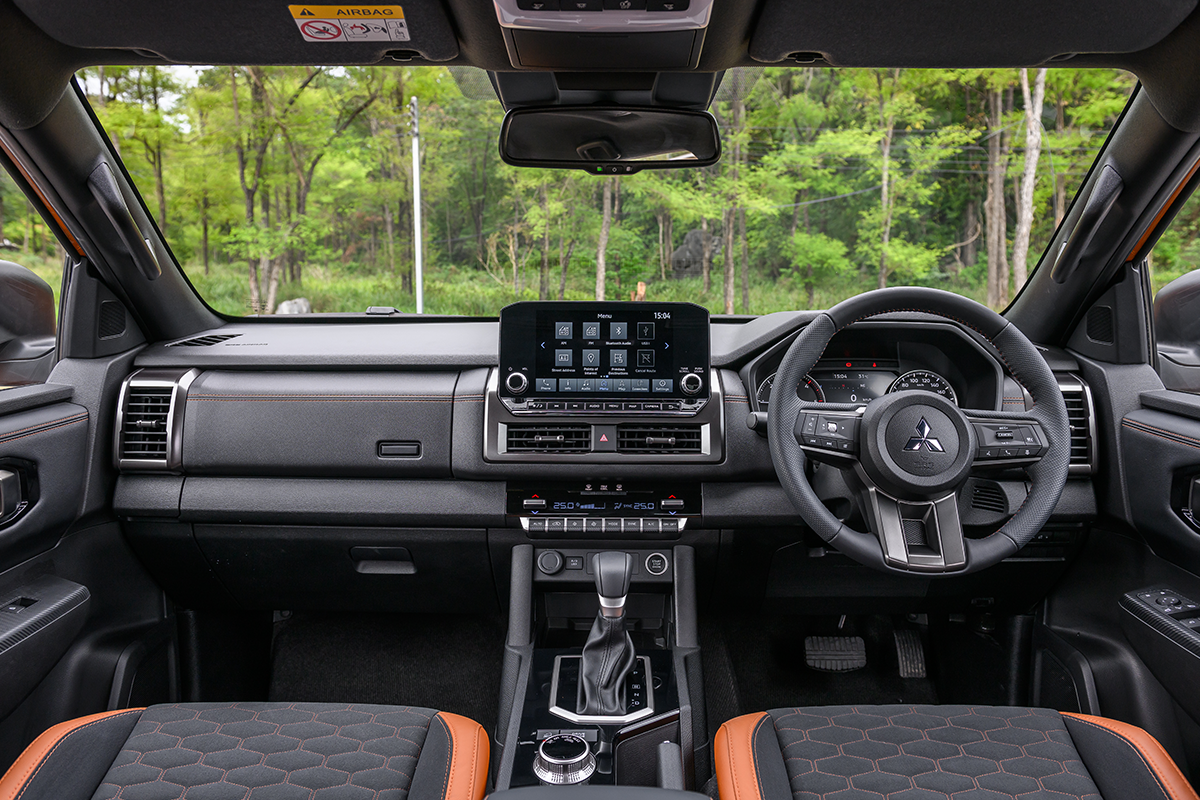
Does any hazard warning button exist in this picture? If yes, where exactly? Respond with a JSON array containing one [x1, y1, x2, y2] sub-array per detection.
[[593, 425, 617, 452]]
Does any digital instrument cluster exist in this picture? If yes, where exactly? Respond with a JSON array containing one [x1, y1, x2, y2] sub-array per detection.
[[757, 365, 958, 408]]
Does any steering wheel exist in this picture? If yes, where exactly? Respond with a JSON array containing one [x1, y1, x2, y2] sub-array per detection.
[[767, 287, 1071, 575]]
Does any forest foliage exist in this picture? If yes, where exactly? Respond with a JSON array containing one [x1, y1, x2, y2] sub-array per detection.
[[3, 64, 1198, 317]]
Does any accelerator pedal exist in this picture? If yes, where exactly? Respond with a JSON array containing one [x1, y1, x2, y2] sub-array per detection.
[[894, 630, 927, 678], [804, 636, 867, 672]]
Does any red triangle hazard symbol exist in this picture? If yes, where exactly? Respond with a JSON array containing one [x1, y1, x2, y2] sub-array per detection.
[[600, 434, 608, 442], [299, 8, 314, 15]]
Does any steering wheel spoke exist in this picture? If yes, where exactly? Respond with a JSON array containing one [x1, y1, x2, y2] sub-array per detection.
[[862, 487, 967, 572], [964, 412, 1049, 468], [793, 403, 863, 464]]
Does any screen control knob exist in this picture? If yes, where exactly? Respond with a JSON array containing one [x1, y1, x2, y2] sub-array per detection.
[[680, 373, 703, 395], [506, 372, 529, 394], [538, 550, 564, 575]]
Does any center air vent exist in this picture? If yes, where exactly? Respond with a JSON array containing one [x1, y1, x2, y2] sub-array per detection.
[[506, 424, 591, 453], [616, 425, 703, 454], [115, 369, 199, 470], [168, 333, 241, 347], [1058, 377, 1095, 474]]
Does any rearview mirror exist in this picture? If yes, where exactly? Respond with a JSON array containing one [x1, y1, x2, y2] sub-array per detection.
[[499, 106, 721, 175]]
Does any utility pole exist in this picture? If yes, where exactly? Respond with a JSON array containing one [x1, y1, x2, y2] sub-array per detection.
[[410, 95, 424, 314]]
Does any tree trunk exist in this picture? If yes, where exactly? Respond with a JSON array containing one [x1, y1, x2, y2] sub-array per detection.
[[1012, 68, 1047, 294], [664, 214, 673, 280], [722, 207, 735, 314], [559, 237, 574, 300], [985, 88, 1009, 308], [596, 178, 613, 301], [963, 199, 978, 269], [701, 216, 712, 292], [201, 191, 210, 275], [877, 71, 897, 290], [739, 207, 749, 313], [1055, 93, 1067, 228], [540, 185, 550, 300]]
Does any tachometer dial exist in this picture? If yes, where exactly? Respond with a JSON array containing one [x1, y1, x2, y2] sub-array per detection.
[[888, 370, 958, 404], [757, 373, 824, 409]]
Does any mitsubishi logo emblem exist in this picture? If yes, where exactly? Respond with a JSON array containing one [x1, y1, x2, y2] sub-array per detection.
[[903, 417, 945, 452]]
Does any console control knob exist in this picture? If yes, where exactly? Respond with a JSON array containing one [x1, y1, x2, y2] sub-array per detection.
[[538, 550, 564, 575], [506, 372, 529, 394], [1157, 595, 1183, 608], [680, 373, 703, 395], [533, 734, 596, 786]]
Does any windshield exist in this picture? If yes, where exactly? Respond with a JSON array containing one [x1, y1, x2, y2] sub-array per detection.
[[73, 66, 1136, 316]]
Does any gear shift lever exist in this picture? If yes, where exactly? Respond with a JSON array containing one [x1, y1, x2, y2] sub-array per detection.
[[577, 552, 636, 716]]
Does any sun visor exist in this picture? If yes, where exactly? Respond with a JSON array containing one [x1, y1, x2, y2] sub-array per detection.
[[9, 0, 459, 64], [749, 0, 1197, 66]]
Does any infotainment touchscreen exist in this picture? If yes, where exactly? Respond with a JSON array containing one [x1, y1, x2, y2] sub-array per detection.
[[498, 301, 710, 401]]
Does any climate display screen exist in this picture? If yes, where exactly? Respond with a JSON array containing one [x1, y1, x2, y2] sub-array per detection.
[[499, 301, 709, 399]]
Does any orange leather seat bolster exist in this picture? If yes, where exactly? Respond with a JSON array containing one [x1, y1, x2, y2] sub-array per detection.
[[715, 712, 772, 800], [434, 711, 489, 800], [0, 708, 144, 800], [1063, 712, 1200, 800]]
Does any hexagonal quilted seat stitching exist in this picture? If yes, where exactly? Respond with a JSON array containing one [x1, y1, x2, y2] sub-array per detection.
[[92, 703, 438, 800], [766, 706, 1102, 800]]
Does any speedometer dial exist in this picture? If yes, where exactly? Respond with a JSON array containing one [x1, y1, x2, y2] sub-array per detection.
[[888, 370, 958, 404], [757, 373, 824, 409]]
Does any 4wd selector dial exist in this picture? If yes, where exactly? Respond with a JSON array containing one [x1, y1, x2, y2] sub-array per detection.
[[680, 372, 703, 395], [506, 371, 529, 394]]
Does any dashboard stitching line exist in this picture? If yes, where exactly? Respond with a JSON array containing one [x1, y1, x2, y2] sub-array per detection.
[[0, 415, 88, 446], [0, 412, 88, 439], [1123, 420, 1200, 451]]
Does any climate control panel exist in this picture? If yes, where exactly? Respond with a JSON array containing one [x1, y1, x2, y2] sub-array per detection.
[[508, 482, 698, 537]]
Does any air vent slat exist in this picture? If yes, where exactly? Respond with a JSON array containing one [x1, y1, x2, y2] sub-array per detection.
[[168, 333, 241, 347], [120, 385, 172, 462], [971, 482, 1008, 514], [1059, 382, 1093, 471], [507, 424, 591, 453], [617, 425, 702, 454]]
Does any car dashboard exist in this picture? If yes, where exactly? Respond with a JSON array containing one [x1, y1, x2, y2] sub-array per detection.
[[110, 305, 1098, 616]]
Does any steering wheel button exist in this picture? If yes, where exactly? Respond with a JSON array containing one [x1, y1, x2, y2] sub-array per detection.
[[801, 415, 817, 435]]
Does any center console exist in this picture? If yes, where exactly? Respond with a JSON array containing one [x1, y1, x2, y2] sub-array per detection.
[[495, 545, 703, 792]]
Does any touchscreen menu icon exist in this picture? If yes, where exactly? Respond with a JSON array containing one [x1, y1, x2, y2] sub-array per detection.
[[582, 349, 600, 366], [555, 322, 573, 339], [637, 322, 655, 340], [610, 322, 628, 340], [555, 349, 573, 366], [583, 323, 600, 340], [637, 349, 655, 367]]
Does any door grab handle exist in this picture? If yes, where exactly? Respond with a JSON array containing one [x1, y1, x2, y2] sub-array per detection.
[[0, 469, 21, 521]]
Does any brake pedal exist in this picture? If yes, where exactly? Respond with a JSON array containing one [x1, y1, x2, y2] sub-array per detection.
[[804, 636, 867, 672], [894, 630, 927, 678]]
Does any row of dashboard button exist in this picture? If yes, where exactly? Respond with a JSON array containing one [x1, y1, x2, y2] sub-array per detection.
[[521, 517, 687, 534], [519, 400, 688, 413]]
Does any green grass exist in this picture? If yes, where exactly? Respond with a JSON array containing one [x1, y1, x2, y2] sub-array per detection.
[[183, 258, 992, 318]]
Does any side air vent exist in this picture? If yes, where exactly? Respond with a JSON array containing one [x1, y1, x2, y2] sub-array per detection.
[[115, 369, 199, 470], [168, 333, 241, 347], [971, 481, 1008, 514], [1058, 377, 1095, 475], [616, 425, 703, 454], [506, 424, 591, 453]]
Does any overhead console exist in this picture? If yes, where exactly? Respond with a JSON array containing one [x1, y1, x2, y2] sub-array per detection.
[[492, 0, 712, 69], [487, 301, 723, 463]]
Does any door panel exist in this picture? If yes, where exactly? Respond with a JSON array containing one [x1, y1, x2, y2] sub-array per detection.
[[0, 399, 88, 569]]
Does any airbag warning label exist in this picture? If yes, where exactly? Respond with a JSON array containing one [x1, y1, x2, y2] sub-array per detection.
[[288, 5, 410, 42]]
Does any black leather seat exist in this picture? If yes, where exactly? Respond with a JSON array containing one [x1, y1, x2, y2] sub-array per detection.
[[0, 702, 489, 800], [714, 705, 1199, 800]]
